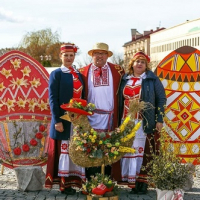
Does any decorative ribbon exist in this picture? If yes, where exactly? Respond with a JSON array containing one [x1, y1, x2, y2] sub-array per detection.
[[94, 109, 114, 131], [69, 66, 78, 79]]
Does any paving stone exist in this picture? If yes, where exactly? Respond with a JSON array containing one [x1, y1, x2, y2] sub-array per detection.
[[77, 193, 87, 200], [45, 197, 56, 200], [1, 164, 200, 200]]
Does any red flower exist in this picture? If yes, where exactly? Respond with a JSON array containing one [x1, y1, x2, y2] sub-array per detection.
[[39, 125, 46, 132], [83, 143, 88, 147], [106, 134, 111, 139], [87, 148, 91, 153], [13, 147, 21, 156], [30, 139, 38, 146], [22, 144, 30, 152], [35, 132, 43, 139], [138, 147, 144, 153], [61, 143, 68, 150]]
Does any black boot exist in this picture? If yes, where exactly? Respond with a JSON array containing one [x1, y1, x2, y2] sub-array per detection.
[[130, 181, 139, 194], [62, 187, 76, 195], [138, 182, 148, 194]]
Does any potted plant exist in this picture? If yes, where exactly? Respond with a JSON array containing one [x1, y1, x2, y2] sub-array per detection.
[[145, 128, 194, 200]]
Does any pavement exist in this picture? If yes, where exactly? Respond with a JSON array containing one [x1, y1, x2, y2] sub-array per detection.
[[1, 164, 200, 200]]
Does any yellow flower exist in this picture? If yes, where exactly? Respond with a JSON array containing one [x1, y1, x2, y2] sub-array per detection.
[[27, 98, 38, 112], [119, 146, 136, 154], [99, 140, 103, 144], [0, 68, 12, 79], [93, 135, 97, 139], [10, 59, 21, 70], [38, 100, 49, 111], [9, 77, 29, 89], [0, 98, 6, 111], [0, 82, 6, 92], [74, 137, 77, 141], [121, 121, 141, 143], [83, 133, 87, 137], [16, 97, 26, 108], [29, 77, 41, 88], [120, 115, 130, 132], [6, 98, 16, 112], [91, 139, 95, 143], [21, 66, 31, 77]]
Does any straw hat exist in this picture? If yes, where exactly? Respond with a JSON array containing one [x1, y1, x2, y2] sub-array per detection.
[[88, 42, 113, 57]]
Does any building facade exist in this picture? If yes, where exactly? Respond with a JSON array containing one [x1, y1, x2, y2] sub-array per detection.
[[150, 18, 200, 69], [123, 28, 165, 71], [123, 18, 200, 71]]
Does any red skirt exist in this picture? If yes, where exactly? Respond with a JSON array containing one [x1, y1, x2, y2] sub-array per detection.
[[45, 138, 84, 191]]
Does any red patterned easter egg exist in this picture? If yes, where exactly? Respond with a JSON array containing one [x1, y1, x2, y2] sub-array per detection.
[[0, 50, 51, 168], [154, 46, 200, 165]]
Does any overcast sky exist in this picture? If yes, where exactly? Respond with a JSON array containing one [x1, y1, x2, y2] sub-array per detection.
[[1, 0, 200, 65]]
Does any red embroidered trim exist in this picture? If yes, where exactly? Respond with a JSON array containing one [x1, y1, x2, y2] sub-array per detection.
[[73, 78, 83, 98], [92, 65, 109, 87]]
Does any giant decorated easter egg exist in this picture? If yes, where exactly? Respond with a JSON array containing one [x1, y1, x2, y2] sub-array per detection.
[[0, 50, 51, 168], [154, 46, 200, 165]]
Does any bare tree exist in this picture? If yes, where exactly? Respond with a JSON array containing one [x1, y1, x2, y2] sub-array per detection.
[[109, 52, 124, 68], [76, 54, 92, 68], [0, 48, 19, 56]]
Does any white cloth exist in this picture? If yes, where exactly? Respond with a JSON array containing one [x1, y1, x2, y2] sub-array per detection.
[[121, 120, 146, 182], [58, 125, 85, 180], [87, 63, 114, 130], [60, 65, 79, 73], [126, 72, 147, 86], [156, 189, 184, 200]]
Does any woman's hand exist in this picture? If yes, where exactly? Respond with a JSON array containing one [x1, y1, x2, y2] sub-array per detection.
[[156, 122, 163, 132], [55, 122, 64, 132]]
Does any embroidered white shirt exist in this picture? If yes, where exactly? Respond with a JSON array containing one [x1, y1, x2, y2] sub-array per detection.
[[87, 63, 114, 130]]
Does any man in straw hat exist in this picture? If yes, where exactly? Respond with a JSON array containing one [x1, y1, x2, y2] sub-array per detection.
[[79, 42, 125, 179]]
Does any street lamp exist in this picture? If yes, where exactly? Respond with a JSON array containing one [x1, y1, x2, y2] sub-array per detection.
[[40, 55, 51, 61], [40, 55, 52, 67]]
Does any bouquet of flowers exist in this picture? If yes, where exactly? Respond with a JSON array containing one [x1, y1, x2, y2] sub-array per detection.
[[68, 98, 96, 114], [73, 117, 139, 160], [82, 173, 118, 195]]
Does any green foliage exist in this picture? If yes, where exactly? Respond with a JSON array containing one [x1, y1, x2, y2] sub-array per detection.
[[145, 128, 192, 190], [41, 60, 51, 67]]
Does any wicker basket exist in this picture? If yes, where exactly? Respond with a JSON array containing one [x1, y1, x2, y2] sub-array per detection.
[[69, 135, 134, 168]]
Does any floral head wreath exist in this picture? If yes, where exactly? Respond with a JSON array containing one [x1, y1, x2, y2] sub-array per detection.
[[60, 43, 79, 53]]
